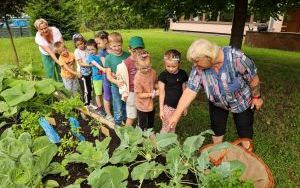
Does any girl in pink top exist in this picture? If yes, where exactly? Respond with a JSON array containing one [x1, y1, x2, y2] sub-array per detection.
[[134, 51, 158, 130]]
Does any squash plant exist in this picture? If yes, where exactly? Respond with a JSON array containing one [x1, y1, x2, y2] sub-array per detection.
[[0, 64, 64, 125]]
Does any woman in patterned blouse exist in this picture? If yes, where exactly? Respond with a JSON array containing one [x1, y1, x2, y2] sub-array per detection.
[[168, 39, 263, 150]]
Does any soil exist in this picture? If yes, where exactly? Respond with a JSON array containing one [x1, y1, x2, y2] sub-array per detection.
[[41, 113, 197, 188]]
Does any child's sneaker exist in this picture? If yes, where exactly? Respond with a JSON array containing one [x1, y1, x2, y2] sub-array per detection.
[[96, 107, 106, 117], [105, 114, 114, 122]]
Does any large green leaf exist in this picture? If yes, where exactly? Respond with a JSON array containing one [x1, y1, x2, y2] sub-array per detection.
[[115, 126, 144, 149], [45, 162, 68, 176], [87, 166, 128, 188], [34, 79, 63, 95], [63, 140, 110, 171], [156, 133, 179, 152], [18, 132, 32, 147], [2, 105, 18, 117], [5, 79, 29, 88], [0, 64, 16, 80], [0, 158, 15, 187], [0, 128, 15, 140], [166, 147, 189, 181], [32, 136, 58, 174], [0, 137, 27, 159], [196, 151, 210, 172], [110, 147, 139, 164], [0, 82, 36, 106], [131, 161, 165, 183], [182, 134, 205, 159], [95, 137, 111, 152], [0, 101, 9, 113], [9, 166, 31, 185], [20, 150, 34, 170]]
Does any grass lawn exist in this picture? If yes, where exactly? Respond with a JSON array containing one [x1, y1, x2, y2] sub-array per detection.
[[1, 29, 300, 187]]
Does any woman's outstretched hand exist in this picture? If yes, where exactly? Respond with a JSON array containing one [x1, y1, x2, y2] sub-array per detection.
[[251, 98, 263, 110]]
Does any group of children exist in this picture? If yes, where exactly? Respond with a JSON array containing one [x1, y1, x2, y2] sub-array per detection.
[[54, 31, 188, 133]]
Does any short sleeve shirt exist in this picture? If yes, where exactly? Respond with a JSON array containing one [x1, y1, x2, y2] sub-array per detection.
[[99, 48, 109, 58], [35, 27, 62, 55], [99, 48, 109, 66], [158, 69, 189, 108], [74, 48, 91, 76], [124, 57, 137, 92], [187, 46, 257, 113], [59, 52, 76, 79], [86, 54, 103, 80], [134, 69, 157, 112], [105, 52, 130, 73], [105, 52, 130, 86]]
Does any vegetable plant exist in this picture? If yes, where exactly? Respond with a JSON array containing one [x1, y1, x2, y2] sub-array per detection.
[[0, 128, 66, 187], [52, 95, 84, 119]]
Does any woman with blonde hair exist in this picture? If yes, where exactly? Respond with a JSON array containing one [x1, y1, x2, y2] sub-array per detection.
[[34, 18, 64, 81], [168, 39, 263, 150]]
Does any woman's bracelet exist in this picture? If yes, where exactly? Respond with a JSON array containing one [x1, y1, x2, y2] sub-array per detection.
[[252, 95, 261, 99]]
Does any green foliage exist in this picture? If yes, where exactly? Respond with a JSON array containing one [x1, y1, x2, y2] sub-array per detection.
[[166, 146, 189, 184], [1, 81, 35, 106], [57, 132, 79, 157], [88, 119, 102, 139], [156, 132, 179, 152], [73, 0, 164, 31], [62, 138, 111, 172], [1, 29, 300, 187], [87, 166, 129, 188], [12, 110, 43, 139], [202, 167, 253, 188], [25, 0, 80, 40], [0, 0, 27, 19], [0, 129, 65, 187], [0, 64, 62, 122], [52, 95, 84, 119], [131, 161, 165, 185]]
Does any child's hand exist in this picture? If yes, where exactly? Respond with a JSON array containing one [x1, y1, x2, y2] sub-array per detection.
[[160, 110, 164, 120], [117, 80, 124, 88], [183, 108, 188, 116], [151, 90, 158, 98]]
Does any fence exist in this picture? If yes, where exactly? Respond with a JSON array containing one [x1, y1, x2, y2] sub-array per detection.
[[0, 27, 32, 38]]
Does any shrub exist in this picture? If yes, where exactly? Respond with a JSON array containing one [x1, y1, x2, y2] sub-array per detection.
[[25, 0, 80, 40]]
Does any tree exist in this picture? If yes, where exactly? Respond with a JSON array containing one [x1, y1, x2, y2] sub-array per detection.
[[26, 0, 80, 40], [230, 0, 248, 49], [73, 0, 164, 31], [117, 0, 299, 49], [0, 0, 27, 67]]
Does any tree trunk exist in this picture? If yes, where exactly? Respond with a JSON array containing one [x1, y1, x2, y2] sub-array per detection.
[[230, 0, 248, 49], [5, 17, 20, 67]]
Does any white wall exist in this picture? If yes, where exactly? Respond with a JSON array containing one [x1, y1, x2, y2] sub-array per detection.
[[170, 21, 256, 35]]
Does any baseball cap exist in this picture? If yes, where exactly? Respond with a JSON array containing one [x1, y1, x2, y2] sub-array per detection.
[[129, 36, 145, 49]]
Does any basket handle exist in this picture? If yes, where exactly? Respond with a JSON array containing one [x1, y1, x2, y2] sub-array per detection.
[[232, 138, 254, 152]]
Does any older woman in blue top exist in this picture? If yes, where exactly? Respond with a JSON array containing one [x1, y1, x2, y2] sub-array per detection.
[[168, 39, 263, 150]]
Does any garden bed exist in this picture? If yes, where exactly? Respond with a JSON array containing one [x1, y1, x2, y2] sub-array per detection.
[[42, 113, 199, 188]]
